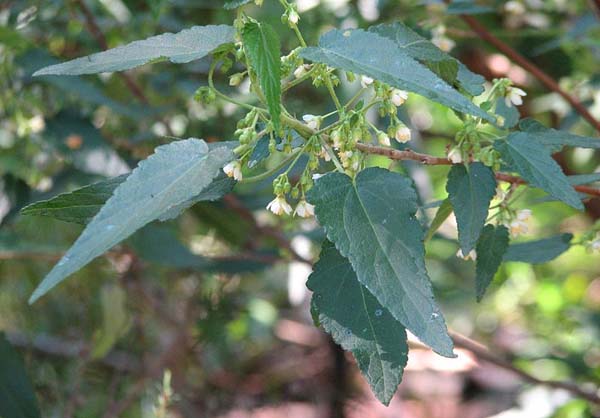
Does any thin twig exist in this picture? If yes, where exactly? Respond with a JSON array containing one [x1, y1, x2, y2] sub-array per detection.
[[450, 331, 600, 405], [454, 11, 600, 133], [356, 143, 600, 197]]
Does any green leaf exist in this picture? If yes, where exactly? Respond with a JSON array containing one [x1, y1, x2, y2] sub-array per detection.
[[33, 25, 235, 76], [242, 20, 282, 131], [495, 97, 520, 129], [306, 168, 454, 357], [475, 224, 509, 301], [248, 136, 270, 168], [494, 133, 583, 210], [425, 198, 453, 241], [300, 29, 492, 122], [446, 1, 494, 15], [504, 233, 573, 264], [21, 173, 234, 225], [21, 175, 127, 225], [519, 118, 600, 152], [0, 333, 41, 418], [29, 139, 234, 303], [446, 163, 496, 253], [307, 241, 408, 405], [568, 173, 600, 186], [224, 0, 253, 9], [368, 22, 485, 96], [91, 284, 131, 359]]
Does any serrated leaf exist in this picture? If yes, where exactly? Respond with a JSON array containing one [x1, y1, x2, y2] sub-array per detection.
[[307, 241, 408, 405], [494, 133, 583, 210], [446, 163, 496, 253], [368, 22, 485, 96], [21, 173, 234, 225], [568, 173, 600, 186], [446, 0, 494, 14], [0, 332, 41, 418], [33, 25, 235, 76], [504, 233, 572, 264], [301, 29, 491, 122], [29, 139, 234, 303], [475, 224, 509, 301], [306, 168, 454, 357], [224, 0, 253, 9], [425, 198, 453, 241], [495, 97, 520, 129], [519, 118, 600, 152], [242, 20, 281, 131]]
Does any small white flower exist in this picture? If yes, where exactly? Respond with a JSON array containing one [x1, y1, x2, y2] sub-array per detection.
[[288, 10, 299, 25], [293, 64, 310, 79], [394, 126, 411, 143], [516, 208, 532, 222], [509, 220, 528, 237], [312, 173, 324, 181], [223, 161, 243, 181], [294, 200, 315, 218], [360, 75, 374, 88], [447, 148, 462, 164], [377, 132, 391, 146], [29, 115, 45, 133], [495, 187, 507, 201], [391, 89, 408, 107], [229, 73, 244, 87], [456, 248, 477, 261], [302, 114, 321, 130], [505, 86, 527, 107], [266, 195, 293, 216], [432, 36, 456, 52], [504, 0, 525, 15]]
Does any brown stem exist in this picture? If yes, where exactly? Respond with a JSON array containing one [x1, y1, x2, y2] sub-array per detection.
[[456, 13, 600, 133], [356, 143, 600, 197], [73, 0, 149, 104], [450, 331, 600, 405]]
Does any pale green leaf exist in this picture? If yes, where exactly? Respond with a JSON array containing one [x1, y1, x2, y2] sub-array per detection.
[[29, 139, 234, 303], [308, 241, 408, 405], [475, 224, 509, 301], [494, 133, 583, 210], [242, 20, 281, 131], [0, 333, 41, 418], [306, 168, 454, 357], [368, 22, 485, 95], [300, 29, 493, 122], [33, 25, 235, 76], [504, 233, 573, 264], [425, 198, 453, 241], [446, 162, 496, 253]]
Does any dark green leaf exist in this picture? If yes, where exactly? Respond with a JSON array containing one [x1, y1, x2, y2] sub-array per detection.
[[568, 173, 600, 186], [0, 333, 41, 418], [224, 0, 253, 8], [475, 224, 509, 301], [29, 139, 234, 303], [504, 233, 573, 264], [368, 22, 485, 96], [519, 118, 600, 152], [242, 20, 282, 131], [425, 198, 453, 241], [248, 136, 270, 168], [446, 162, 496, 253], [495, 97, 520, 129], [494, 133, 583, 210], [306, 168, 454, 357], [308, 241, 408, 405], [33, 25, 235, 76], [300, 29, 492, 122], [21, 173, 234, 225]]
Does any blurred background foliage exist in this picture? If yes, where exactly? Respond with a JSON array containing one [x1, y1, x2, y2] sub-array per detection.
[[1, 0, 600, 417]]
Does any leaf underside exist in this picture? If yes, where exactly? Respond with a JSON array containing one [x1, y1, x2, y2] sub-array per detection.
[[33, 25, 235, 76], [308, 241, 408, 405], [307, 168, 454, 357], [299, 28, 493, 123], [29, 139, 234, 303]]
